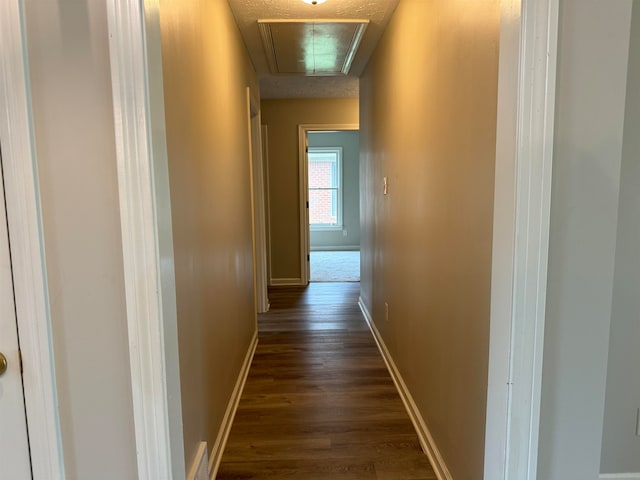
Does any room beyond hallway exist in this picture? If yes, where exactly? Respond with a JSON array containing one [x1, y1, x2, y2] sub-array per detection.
[[310, 251, 360, 282], [216, 283, 435, 479]]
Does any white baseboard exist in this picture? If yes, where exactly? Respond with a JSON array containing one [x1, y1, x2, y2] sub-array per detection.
[[269, 277, 305, 286], [187, 441, 208, 480], [310, 245, 360, 251], [600, 474, 640, 479], [208, 330, 258, 480], [358, 298, 452, 480]]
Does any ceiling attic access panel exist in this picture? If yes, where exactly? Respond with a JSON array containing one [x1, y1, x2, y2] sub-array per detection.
[[258, 19, 369, 76]]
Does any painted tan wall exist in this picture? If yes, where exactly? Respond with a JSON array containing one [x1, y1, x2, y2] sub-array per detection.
[[158, 0, 258, 470], [23, 1, 137, 478], [359, 1, 500, 478], [261, 98, 358, 282]]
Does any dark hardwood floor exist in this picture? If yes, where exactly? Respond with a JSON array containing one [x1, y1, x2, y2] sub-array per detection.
[[216, 282, 436, 480]]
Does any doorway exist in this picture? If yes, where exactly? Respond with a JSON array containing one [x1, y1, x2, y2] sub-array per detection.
[[109, 2, 553, 478], [298, 125, 360, 284], [307, 131, 360, 282]]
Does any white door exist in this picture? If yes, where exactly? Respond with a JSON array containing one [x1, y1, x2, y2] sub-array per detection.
[[0, 151, 32, 478]]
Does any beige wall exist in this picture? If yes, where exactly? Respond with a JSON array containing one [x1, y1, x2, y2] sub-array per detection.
[[261, 98, 358, 281], [159, 0, 258, 470], [359, 1, 500, 478], [23, 1, 138, 478]]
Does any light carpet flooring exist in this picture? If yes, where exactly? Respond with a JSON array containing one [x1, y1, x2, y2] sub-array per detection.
[[309, 250, 360, 282]]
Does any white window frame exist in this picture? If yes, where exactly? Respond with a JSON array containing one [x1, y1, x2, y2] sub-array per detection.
[[308, 146, 343, 231]]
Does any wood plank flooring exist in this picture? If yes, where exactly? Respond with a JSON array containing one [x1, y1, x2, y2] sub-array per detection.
[[216, 282, 436, 480]]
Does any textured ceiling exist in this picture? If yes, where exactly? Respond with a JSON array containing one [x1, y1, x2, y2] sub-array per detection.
[[260, 75, 360, 99], [227, 0, 400, 99]]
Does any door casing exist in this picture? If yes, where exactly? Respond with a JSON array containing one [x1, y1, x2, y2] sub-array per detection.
[[484, 1, 559, 479], [0, 147, 32, 479], [105, 1, 560, 479], [0, 0, 65, 477], [247, 89, 269, 313]]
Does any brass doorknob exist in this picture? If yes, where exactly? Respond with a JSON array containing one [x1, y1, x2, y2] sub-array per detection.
[[0, 352, 7, 376]]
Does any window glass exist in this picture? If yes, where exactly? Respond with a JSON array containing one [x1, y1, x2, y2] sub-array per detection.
[[308, 147, 342, 227]]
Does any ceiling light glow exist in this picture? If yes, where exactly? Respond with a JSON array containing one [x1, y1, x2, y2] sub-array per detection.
[[301, 0, 327, 5]]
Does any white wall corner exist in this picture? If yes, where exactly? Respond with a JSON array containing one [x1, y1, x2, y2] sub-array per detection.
[[357, 298, 452, 480]]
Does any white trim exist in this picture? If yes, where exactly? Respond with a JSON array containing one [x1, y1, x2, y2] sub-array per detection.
[[262, 125, 273, 287], [484, 1, 522, 477], [298, 124, 358, 285], [106, 1, 185, 479], [208, 332, 258, 480], [298, 125, 309, 285], [246, 87, 259, 318], [270, 277, 305, 286], [247, 93, 269, 314], [485, 0, 559, 479], [310, 225, 344, 231], [506, 1, 558, 478], [600, 475, 640, 480], [310, 246, 360, 252], [358, 298, 452, 480], [0, 1, 66, 478], [187, 442, 208, 480]]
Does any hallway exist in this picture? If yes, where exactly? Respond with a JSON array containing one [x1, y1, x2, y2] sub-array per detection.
[[216, 283, 435, 479]]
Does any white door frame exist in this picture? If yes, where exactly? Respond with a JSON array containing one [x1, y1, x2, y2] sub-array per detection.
[[106, 1, 186, 479], [247, 89, 269, 313], [484, 0, 559, 479], [105, 0, 559, 478], [0, 151, 32, 479], [298, 124, 358, 285], [262, 125, 273, 287], [0, 0, 65, 478]]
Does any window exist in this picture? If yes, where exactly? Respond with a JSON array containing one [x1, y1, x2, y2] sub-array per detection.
[[308, 147, 342, 228]]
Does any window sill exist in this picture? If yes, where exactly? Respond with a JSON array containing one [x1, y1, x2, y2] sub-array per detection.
[[310, 225, 343, 232]]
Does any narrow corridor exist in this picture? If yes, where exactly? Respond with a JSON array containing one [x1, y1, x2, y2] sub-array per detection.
[[216, 283, 436, 479]]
